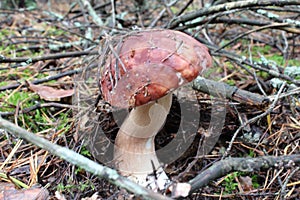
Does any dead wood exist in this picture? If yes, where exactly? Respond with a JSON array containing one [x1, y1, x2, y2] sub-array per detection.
[[193, 77, 269, 106], [189, 154, 300, 193], [0, 117, 172, 200]]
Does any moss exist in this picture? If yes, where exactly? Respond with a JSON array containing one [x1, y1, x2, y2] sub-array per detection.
[[225, 79, 236, 86]]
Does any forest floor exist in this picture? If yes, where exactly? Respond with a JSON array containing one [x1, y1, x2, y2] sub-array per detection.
[[0, 0, 300, 199]]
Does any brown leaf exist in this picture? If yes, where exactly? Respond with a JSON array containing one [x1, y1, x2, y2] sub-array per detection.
[[55, 191, 67, 200], [0, 182, 49, 200], [81, 192, 99, 200], [239, 176, 254, 191], [167, 182, 191, 198], [28, 82, 74, 101]]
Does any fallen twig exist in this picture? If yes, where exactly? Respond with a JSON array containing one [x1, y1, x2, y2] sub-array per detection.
[[280, 167, 299, 199], [0, 102, 76, 117], [167, 0, 300, 28], [0, 63, 97, 92], [0, 50, 98, 63], [192, 77, 269, 106], [78, 0, 104, 26], [175, 18, 300, 34], [0, 117, 172, 200], [188, 154, 300, 193], [222, 81, 286, 158], [196, 38, 300, 86], [214, 23, 291, 53]]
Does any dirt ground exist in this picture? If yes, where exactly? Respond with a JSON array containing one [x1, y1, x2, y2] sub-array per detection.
[[0, 0, 299, 199]]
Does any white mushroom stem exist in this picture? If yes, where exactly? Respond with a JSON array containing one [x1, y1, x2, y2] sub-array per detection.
[[114, 93, 172, 190]]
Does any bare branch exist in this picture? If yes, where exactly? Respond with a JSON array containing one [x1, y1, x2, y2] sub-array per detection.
[[78, 0, 104, 26], [188, 154, 300, 193], [0, 117, 172, 200], [222, 82, 286, 158], [168, 0, 300, 28], [0, 50, 98, 63], [0, 63, 98, 92], [192, 77, 269, 106]]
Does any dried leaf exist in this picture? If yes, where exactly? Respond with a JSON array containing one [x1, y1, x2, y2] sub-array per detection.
[[55, 191, 67, 200], [28, 82, 74, 101], [239, 176, 254, 191], [81, 192, 99, 200], [167, 182, 191, 198], [0, 182, 49, 200]]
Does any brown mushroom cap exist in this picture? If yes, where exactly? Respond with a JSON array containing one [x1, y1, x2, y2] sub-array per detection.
[[100, 29, 212, 108]]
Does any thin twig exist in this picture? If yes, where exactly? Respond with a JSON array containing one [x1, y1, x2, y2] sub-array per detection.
[[78, 0, 104, 26], [0, 50, 98, 63], [269, 87, 300, 101], [214, 23, 290, 53], [70, 2, 111, 20], [222, 82, 286, 159], [175, 0, 193, 16], [175, 17, 300, 34], [0, 102, 76, 117], [0, 117, 172, 200], [188, 155, 300, 193], [0, 63, 97, 92], [256, 9, 300, 28], [168, 0, 300, 28], [200, 41, 300, 85], [280, 167, 299, 200]]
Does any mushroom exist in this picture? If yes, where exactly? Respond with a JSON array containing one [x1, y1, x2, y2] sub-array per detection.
[[100, 29, 212, 189]]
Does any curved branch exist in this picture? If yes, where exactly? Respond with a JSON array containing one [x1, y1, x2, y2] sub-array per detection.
[[0, 50, 98, 63], [176, 18, 300, 34], [192, 77, 269, 106], [0, 117, 172, 200], [0, 63, 97, 92], [189, 154, 300, 193], [194, 37, 300, 86], [0, 102, 76, 117], [214, 23, 291, 52], [168, 0, 300, 28]]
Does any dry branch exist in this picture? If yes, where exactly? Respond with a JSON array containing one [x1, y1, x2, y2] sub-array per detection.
[[188, 155, 300, 193], [214, 23, 291, 52], [0, 102, 75, 117], [193, 77, 269, 106], [78, 0, 104, 26], [176, 17, 300, 34], [0, 117, 172, 200], [0, 63, 97, 92], [0, 50, 97, 63], [223, 82, 286, 158], [195, 39, 300, 86], [168, 0, 300, 28]]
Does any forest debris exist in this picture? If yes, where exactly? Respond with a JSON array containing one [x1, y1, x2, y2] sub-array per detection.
[[54, 191, 67, 200], [0, 182, 49, 200], [0, 117, 173, 200], [27, 81, 74, 101], [0, 0, 299, 198], [239, 176, 254, 192], [81, 192, 99, 200], [188, 155, 300, 194], [167, 182, 191, 198], [193, 77, 269, 106]]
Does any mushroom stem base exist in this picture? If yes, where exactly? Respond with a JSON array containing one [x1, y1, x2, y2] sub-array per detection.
[[114, 93, 172, 190]]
